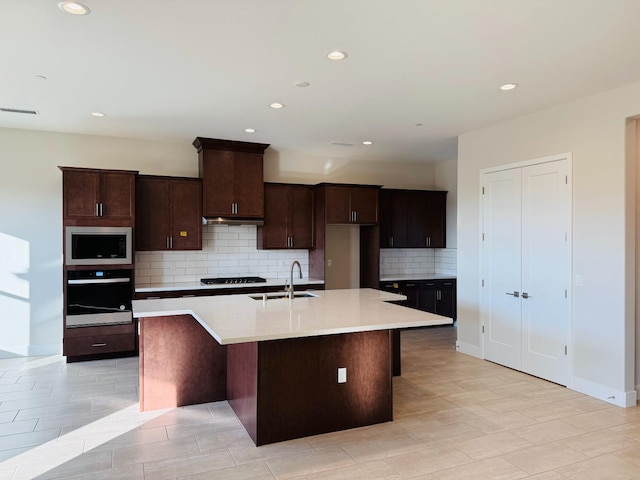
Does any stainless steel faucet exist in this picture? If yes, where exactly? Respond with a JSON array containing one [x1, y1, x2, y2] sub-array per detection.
[[285, 260, 303, 299]]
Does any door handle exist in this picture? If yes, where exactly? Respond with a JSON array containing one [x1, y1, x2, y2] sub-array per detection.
[[506, 291, 520, 297]]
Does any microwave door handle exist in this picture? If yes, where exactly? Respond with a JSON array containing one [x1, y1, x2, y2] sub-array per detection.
[[67, 278, 131, 285]]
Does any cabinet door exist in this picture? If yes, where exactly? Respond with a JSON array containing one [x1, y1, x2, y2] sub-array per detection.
[[100, 172, 135, 222], [324, 186, 351, 224], [350, 187, 378, 224], [135, 177, 170, 251], [417, 282, 437, 313], [170, 179, 202, 250], [435, 281, 456, 319], [389, 190, 409, 247], [407, 191, 429, 248], [233, 152, 264, 218], [63, 170, 100, 219], [378, 190, 392, 247], [424, 191, 446, 248], [260, 184, 290, 248], [201, 150, 235, 216], [289, 186, 314, 248]]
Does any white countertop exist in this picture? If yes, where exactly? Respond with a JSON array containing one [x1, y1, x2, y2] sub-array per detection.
[[379, 274, 456, 282], [132, 288, 453, 345], [135, 277, 325, 293]]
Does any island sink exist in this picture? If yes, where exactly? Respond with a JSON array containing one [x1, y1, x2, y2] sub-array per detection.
[[248, 291, 319, 301]]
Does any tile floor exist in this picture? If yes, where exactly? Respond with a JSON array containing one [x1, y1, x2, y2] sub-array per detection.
[[1, 326, 639, 479]]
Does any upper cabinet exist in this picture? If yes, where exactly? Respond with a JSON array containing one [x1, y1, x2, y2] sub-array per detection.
[[136, 175, 202, 251], [193, 137, 269, 220], [258, 183, 314, 249], [379, 189, 447, 248], [319, 184, 380, 225], [60, 167, 137, 226]]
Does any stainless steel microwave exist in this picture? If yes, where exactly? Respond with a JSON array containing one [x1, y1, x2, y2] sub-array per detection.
[[65, 226, 133, 266]]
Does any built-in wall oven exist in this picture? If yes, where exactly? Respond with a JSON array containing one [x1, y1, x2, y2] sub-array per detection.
[[66, 269, 133, 327]]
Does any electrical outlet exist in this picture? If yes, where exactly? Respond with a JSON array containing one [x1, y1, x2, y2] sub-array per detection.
[[575, 274, 583, 286], [337, 367, 347, 383], [327, 259, 332, 267]]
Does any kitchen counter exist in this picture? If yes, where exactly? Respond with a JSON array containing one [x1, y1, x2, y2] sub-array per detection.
[[135, 276, 324, 293], [133, 288, 453, 445], [132, 287, 451, 345], [379, 273, 456, 282]]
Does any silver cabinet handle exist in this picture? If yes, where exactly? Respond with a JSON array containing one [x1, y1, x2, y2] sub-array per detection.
[[506, 291, 520, 297], [390, 237, 394, 247], [92, 343, 107, 347], [170, 236, 173, 249], [353, 210, 357, 222], [100, 203, 104, 217], [522, 292, 530, 299], [96, 203, 100, 217], [289, 237, 293, 248], [166, 236, 170, 249]]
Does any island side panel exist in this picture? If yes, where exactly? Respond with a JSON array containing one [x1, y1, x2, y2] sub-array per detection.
[[255, 330, 393, 446], [226, 342, 259, 444], [139, 314, 227, 411]]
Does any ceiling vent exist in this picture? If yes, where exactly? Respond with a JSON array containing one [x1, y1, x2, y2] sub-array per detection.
[[0, 107, 39, 115], [329, 141, 354, 147]]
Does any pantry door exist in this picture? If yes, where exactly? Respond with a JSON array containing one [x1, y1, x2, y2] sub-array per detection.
[[482, 157, 571, 386], [481, 168, 523, 371], [520, 160, 571, 385]]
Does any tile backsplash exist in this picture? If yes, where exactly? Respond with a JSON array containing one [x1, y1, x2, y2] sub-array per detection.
[[135, 225, 309, 285], [380, 248, 457, 277], [135, 225, 456, 285]]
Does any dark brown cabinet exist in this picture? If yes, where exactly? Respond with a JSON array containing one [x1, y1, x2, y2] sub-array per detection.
[[379, 278, 456, 319], [258, 183, 314, 249], [193, 137, 269, 219], [322, 184, 379, 224], [379, 189, 447, 248], [63, 322, 137, 359], [60, 167, 137, 226], [136, 175, 202, 251], [417, 279, 456, 319]]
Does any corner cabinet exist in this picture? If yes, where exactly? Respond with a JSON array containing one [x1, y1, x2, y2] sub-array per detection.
[[136, 175, 203, 251], [320, 184, 379, 225], [379, 189, 447, 248], [258, 183, 314, 249], [193, 137, 269, 219], [60, 167, 137, 226]]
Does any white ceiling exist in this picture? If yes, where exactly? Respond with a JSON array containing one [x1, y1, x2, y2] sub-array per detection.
[[2, 0, 640, 163]]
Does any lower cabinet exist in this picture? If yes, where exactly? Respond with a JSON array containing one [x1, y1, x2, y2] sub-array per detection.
[[379, 278, 456, 319], [63, 322, 137, 361]]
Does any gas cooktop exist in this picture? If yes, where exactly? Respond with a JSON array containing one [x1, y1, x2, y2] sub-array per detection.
[[201, 276, 267, 285]]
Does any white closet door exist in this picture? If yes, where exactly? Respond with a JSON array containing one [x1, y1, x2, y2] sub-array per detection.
[[482, 168, 522, 370], [521, 160, 570, 385]]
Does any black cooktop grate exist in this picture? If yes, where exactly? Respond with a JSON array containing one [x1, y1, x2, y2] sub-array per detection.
[[201, 276, 267, 285]]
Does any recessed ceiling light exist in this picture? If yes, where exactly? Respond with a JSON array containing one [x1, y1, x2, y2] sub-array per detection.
[[270, 102, 284, 109], [500, 83, 518, 91], [414, 123, 423, 127], [327, 51, 348, 61], [35, 75, 47, 80], [294, 81, 310, 88], [58, 1, 91, 15], [244, 128, 256, 133], [362, 141, 373, 145], [91, 112, 105, 117]]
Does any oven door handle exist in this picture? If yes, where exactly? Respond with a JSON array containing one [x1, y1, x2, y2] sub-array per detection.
[[67, 278, 131, 285]]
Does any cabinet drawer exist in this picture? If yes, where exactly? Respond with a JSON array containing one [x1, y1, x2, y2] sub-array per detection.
[[64, 333, 135, 356]]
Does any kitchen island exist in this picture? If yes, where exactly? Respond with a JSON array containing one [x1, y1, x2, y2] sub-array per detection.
[[132, 288, 453, 445]]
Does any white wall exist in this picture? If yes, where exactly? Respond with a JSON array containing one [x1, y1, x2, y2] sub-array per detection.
[[434, 159, 458, 249], [0, 127, 447, 357], [457, 81, 640, 407]]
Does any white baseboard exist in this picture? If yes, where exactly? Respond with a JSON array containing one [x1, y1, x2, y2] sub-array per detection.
[[455, 340, 482, 358], [570, 376, 638, 408], [0, 343, 61, 358]]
